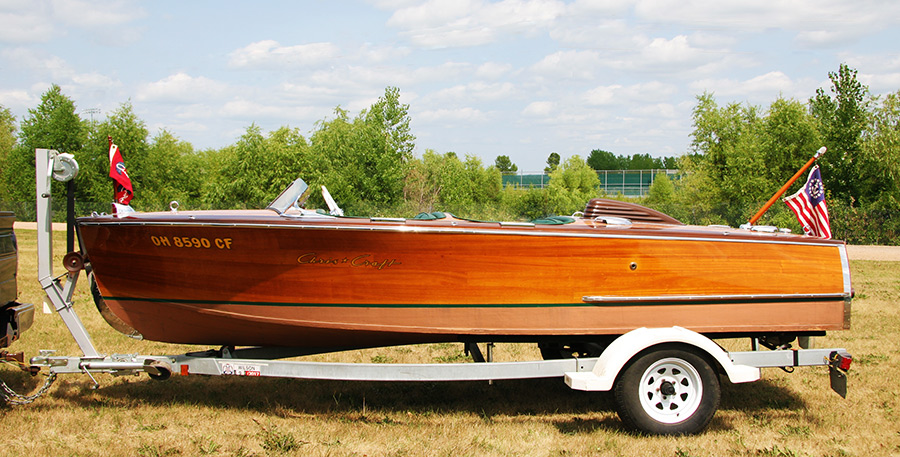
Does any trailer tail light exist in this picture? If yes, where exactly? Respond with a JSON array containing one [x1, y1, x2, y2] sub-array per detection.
[[828, 350, 852, 398], [831, 351, 852, 371]]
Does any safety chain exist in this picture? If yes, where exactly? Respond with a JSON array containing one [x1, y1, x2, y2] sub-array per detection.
[[1, 361, 57, 406]]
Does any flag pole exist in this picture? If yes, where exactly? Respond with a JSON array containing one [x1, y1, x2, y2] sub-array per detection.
[[747, 147, 826, 225]]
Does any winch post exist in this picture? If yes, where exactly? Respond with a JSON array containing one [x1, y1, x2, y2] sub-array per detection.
[[35, 148, 101, 359]]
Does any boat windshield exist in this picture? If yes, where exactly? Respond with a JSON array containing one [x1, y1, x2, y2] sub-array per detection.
[[266, 178, 311, 215]]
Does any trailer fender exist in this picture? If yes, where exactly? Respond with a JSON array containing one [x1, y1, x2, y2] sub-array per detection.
[[565, 327, 760, 391]]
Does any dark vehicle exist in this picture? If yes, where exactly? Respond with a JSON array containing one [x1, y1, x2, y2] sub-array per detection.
[[1, 212, 33, 348]]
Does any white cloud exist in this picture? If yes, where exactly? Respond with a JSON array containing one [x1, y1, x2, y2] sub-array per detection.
[[740, 71, 795, 93], [358, 43, 411, 63], [136, 73, 230, 103], [220, 99, 318, 120], [305, 61, 473, 93], [0, 0, 145, 44], [641, 35, 702, 64], [585, 85, 623, 106], [548, 18, 630, 47], [0, 4, 55, 43], [1, 47, 124, 101], [633, 0, 899, 48], [522, 101, 555, 116], [839, 55, 900, 94], [0, 89, 35, 112], [567, 0, 633, 15], [417, 107, 488, 123], [530, 50, 601, 80], [52, 0, 145, 27], [71, 72, 120, 89], [279, 83, 342, 102], [630, 102, 678, 118], [425, 81, 516, 104], [2, 47, 72, 79], [228, 40, 341, 69], [475, 62, 514, 79], [387, 0, 566, 48], [860, 73, 900, 95], [689, 71, 816, 103]]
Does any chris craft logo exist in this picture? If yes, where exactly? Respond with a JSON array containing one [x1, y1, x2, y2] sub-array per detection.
[[297, 252, 402, 270]]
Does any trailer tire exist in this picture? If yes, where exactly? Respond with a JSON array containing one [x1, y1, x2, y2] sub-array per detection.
[[613, 345, 720, 435]]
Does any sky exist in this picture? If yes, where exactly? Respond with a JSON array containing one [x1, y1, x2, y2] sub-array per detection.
[[2, 0, 899, 172]]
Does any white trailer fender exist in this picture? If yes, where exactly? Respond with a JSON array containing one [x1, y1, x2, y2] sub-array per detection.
[[565, 327, 761, 391]]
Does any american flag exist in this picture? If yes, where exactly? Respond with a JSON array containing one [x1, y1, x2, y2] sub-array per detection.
[[783, 165, 831, 239]]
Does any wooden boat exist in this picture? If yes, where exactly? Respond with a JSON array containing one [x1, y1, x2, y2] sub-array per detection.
[[76, 179, 852, 353]]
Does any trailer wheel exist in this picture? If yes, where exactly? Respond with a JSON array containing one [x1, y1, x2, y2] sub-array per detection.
[[613, 346, 720, 435]]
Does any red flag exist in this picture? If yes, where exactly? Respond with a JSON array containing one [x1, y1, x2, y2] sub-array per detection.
[[783, 165, 831, 239], [108, 136, 133, 205]]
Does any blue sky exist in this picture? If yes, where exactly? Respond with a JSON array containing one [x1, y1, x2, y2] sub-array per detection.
[[2, 0, 899, 171]]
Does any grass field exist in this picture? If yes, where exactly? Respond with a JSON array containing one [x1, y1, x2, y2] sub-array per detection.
[[1, 229, 898, 456]]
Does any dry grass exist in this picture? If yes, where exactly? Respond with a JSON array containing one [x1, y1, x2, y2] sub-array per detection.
[[1, 229, 898, 456]]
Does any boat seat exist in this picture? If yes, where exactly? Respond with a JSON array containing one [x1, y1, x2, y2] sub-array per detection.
[[412, 212, 448, 220]]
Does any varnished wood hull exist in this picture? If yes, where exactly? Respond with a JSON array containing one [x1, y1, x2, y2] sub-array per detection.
[[77, 210, 852, 347]]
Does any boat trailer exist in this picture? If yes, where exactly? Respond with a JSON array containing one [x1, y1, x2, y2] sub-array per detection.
[[18, 148, 854, 435], [30, 258, 854, 435]]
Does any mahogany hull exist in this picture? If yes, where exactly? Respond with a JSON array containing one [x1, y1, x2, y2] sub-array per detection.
[[77, 211, 852, 347]]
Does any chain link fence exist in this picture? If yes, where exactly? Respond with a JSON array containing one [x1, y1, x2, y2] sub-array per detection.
[[501, 169, 678, 197]]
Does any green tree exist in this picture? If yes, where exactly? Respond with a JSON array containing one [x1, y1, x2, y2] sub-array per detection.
[[365, 86, 415, 162], [832, 89, 900, 244], [140, 130, 202, 210], [626, 153, 661, 170], [19, 84, 85, 154], [759, 98, 822, 194], [809, 64, 871, 202], [80, 102, 149, 204], [4, 85, 86, 203], [311, 87, 415, 207], [644, 173, 681, 221], [0, 105, 14, 161], [494, 155, 518, 174], [206, 124, 311, 209], [465, 155, 501, 204], [546, 155, 599, 215], [544, 152, 560, 174], [687, 92, 767, 224], [862, 91, 900, 198], [0, 105, 16, 199], [587, 149, 619, 170], [404, 149, 444, 212]]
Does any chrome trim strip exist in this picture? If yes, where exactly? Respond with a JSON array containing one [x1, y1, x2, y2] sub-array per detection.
[[839, 244, 852, 295], [76, 219, 844, 248], [582, 293, 850, 303]]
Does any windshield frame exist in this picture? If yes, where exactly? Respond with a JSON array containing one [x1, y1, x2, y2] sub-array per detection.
[[266, 178, 311, 215]]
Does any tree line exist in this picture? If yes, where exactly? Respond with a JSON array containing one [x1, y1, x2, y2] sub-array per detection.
[[494, 150, 677, 175], [0, 64, 897, 244], [647, 64, 898, 244]]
